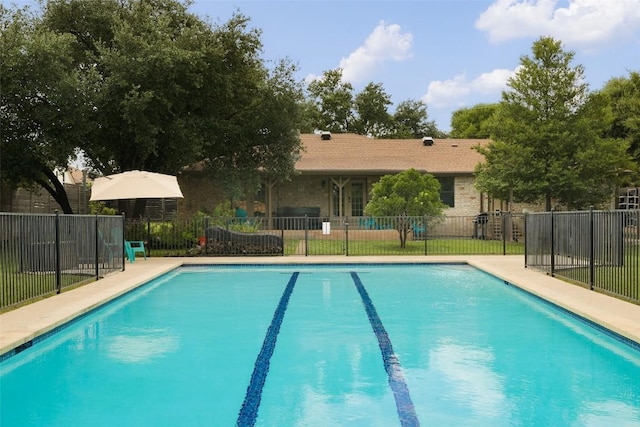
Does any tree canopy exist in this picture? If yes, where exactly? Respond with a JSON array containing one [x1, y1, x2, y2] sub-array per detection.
[[389, 99, 445, 139], [474, 37, 634, 211], [306, 68, 355, 133], [364, 168, 446, 247], [304, 68, 445, 138], [2, 0, 304, 215], [1, 5, 91, 213], [352, 82, 393, 137], [449, 103, 499, 139], [599, 71, 640, 171]]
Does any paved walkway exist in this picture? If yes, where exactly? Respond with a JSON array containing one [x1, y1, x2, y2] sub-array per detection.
[[1, 255, 639, 356]]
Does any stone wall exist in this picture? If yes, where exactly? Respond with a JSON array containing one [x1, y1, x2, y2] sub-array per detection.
[[448, 175, 480, 216], [178, 172, 494, 219], [274, 176, 330, 216], [177, 172, 227, 217], [176, 171, 552, 220]]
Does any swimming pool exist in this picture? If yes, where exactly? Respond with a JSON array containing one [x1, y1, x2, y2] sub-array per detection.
[[1, 263, 639, 426]]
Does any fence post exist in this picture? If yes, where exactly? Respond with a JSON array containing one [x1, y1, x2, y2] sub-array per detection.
[[55, 210, 61, 294], [146, 218, 151, 258], [281, 227, 284, 256], [121, 214, 126, 271], [226, 218, 230, 253], [345, 216, 349, 256], [524, 213, 528, 267], [589, 206, 595, 290], [95, 214, 100, 278], [502, 212, 507, 255], [203, 217, 209, 255], [424, 215, 428, 256], [550, 209, 555, 277], [304, 215, 309, 256]]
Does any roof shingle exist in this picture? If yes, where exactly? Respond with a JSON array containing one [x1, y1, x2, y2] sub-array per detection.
[[296, 133, 488, 175]]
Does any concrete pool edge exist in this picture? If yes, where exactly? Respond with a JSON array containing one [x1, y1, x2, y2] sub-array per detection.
[[0, 260, 184, 357], [1, 255, 639, 358]]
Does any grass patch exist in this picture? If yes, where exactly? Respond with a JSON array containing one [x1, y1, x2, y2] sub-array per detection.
[[298, 238, 526, 256], [541, 245, 639, 302], [0, 272, 95, 310], [552, 266, 639, 302]]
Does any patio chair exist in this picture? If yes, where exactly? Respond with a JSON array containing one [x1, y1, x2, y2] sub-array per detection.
[[359, 217, 378, 230], [98, 229, 119, 264], [411, 222, 426, 240], [125, 240, 147, 262]]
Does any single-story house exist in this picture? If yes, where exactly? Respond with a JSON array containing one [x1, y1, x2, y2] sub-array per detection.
[[178, 132, 509, 221]]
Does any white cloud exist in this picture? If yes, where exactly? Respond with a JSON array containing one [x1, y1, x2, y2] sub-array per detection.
[[423, 75, 472, 108], [339, 20, 413, 83], [304, 73, 321, 84], [423, 67, 519, 108], [476, 0, 640, 46]]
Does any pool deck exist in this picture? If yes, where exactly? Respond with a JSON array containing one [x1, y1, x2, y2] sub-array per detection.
[[1, 255, 639, 356]]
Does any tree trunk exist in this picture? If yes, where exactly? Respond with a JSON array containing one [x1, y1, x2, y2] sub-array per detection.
[[36, 167, 73, 214], [398, 214, 408, 248], [545, 193, 552, 211]]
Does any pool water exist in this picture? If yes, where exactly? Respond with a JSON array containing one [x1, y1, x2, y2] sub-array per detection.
[[1, 264, 639, 426]]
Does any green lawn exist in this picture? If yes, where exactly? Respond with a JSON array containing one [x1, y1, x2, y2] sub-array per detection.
[[554, 262, 640, 302], [295, 238, 526, 256], [0, 270, 94, 311], [0, 253, 96, 310], [551, 251, 640, 302]]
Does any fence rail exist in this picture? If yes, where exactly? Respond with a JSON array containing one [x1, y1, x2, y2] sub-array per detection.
[[0, 211, 526, 310], [525, 209, 640, 303], [1, 213, 124, 309], [4, 210, 638, 308], [124, 213, 525, 257]]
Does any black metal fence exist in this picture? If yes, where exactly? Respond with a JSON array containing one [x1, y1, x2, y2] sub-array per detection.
[[0, 212, 125, 309], [525, 209, 640, 303], [0, 212, 526, 309], [125, 213, 525, 257]]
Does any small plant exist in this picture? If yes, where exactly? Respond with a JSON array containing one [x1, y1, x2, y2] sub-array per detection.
[[89, 201, 117, 215]]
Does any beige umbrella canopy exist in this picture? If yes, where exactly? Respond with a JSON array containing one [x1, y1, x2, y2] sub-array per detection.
[[89, 170, 184, 201]]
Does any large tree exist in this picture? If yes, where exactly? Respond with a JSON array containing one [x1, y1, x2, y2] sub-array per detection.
[[305, 71, 446, 138], [450, 103, 499, 139], [475, 37, 634, 211], [388, 99, 444, 139], [600, 71, 640, 169], [364, 168, 446, 248], [352, 82, 393, 137], [202, 54, 305, 199], [4, 0, 304, 216], [1, 5, 91, 213], [306, 68, 354, 133]]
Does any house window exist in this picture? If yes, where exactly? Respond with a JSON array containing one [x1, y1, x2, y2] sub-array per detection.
[[350, 181, 365, 217], [437, 177, 455, 207]]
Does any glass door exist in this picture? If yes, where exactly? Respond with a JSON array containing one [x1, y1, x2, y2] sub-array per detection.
[[330, 178, 366, 217], [350, 181, 365, 217]]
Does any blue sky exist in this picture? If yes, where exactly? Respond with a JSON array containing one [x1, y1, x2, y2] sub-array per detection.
[[7, 0, 640, 131], [189, 0, 640, 132]]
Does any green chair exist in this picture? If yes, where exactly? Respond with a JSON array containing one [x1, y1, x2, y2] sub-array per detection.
[[125, 240, 147, 262], [411, 222, 426, 240]]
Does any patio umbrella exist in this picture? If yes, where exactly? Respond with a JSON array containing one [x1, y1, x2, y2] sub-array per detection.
[[89, 170, 184, 201]]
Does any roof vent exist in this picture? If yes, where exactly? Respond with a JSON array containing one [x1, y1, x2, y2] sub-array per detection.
[[422, 137, 434, 146], [320, 131, 332, 140]]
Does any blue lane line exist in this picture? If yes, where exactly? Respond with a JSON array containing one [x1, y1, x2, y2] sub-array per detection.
[[237, 272, 299, 427], [350, 272, 420, 427]]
